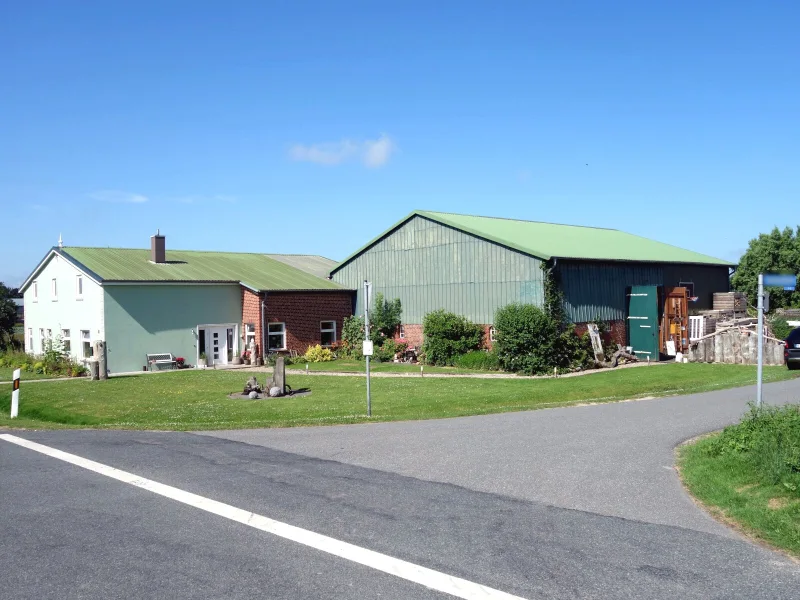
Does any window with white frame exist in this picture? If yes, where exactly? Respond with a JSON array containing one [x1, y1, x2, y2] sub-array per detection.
[[76, 275, 84, 299], [245, 323, 256, 351], [267, 323, 286, 351], [33, 281, 38, 302], [81, 330, 92, 358], [399, 325, 405, 339], [489, 327, 496, 342], [51, 278, 58, 301], [28, 328, 33, 351], [61, 329, 71, 353], [320, 320, 336, 346], [39, 328, 45, 350]]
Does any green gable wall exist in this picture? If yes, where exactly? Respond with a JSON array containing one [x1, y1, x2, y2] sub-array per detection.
[[332, 215, 544, 324], [103, 284, 242, 373]]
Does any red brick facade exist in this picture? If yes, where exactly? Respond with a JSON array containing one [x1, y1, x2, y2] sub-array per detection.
[[393, 323, 496, 352], [241, 288, 354, 357], [573, 320, 627, 347]]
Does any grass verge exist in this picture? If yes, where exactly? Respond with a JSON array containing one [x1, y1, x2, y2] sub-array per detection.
[[0, 367, 61, 382], [679, 404, 800, 558], [0, 363, 797, 431]]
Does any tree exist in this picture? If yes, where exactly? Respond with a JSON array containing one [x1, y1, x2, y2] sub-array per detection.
[[731, 226, 800, 310], [421, 310, 484, 366], [0, 282, 18, 350], [368, 292, 402, 344]]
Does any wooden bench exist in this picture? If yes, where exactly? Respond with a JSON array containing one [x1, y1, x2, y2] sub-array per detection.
[[146, 353, 177, 371]]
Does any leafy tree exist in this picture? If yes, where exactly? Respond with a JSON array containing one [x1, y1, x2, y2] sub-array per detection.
[[368, 292, 402, 344], [0, 282, 18, 350], [731, 226, 800, 310], [493, 303, 561, 375]]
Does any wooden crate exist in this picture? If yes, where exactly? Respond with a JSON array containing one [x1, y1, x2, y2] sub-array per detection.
[[713, 292, 746, 311]]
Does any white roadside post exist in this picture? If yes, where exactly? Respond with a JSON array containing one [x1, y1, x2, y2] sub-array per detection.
[[11, 368, 20, 418], [363, 280, 373, 417]]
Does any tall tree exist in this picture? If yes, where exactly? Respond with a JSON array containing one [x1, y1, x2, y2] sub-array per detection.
[[0, 282, 18, 349], [731, 226, 800, 310]]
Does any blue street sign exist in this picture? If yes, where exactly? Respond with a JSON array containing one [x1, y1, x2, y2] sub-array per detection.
[[762, 273, 797, 291]]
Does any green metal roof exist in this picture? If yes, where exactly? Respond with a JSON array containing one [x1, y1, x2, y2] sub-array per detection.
[[265, 254, 338, 279], [59, 247, 344, 291], [331, 211, 734, 273]]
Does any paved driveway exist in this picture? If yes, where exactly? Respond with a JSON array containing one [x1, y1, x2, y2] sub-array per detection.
[[2, 378, 799, 598]]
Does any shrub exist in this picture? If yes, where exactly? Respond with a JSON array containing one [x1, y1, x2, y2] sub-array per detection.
[[369, 293, 402, 343], [304, 344, 334, 363], [771, 317, 795, 341], [493, 303, 561, 375], [421, 310, 484, 366], [453, 350, 500, 371], [372, 339, 407, 363], [341, 315, 365, 359], [705, 404, 800, 495]]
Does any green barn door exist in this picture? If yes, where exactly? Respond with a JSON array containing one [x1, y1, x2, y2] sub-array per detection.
[[627, 286, 659, 361]]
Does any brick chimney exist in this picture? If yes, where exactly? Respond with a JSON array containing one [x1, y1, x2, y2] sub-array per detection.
[[151, 229, 166, 264]]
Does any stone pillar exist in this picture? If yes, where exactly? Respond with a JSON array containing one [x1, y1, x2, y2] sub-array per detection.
[[274, 356, 286, 395], [89, 360, 100, 381], [94, 341, 108, 380]]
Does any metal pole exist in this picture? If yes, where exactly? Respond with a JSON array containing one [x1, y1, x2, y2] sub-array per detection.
[[364, 280, 371, 417], [756, 273, 764, 408]]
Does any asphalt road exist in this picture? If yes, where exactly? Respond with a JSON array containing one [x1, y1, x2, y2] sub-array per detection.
[[1, 378, 799, 599]]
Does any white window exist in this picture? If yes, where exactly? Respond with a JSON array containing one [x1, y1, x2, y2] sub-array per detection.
[[489, 327, 496, 342], [51, 278, 58, 301], [32, 281, 38, 302], [320, 320, 336, 346], [76, 275, 84, 299], [267, 323, 286, 351], [81, 330, 92, 359], [245, 323, 256, 350], [39, 328, 45, 350], [62, 329, 71, 353], [399, 325, 405, 339], [28, 328, 33, 351]]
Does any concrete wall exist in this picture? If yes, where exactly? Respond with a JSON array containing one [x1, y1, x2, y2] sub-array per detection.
[[23, 252, 104, 360], [103, 284, 241, 373]]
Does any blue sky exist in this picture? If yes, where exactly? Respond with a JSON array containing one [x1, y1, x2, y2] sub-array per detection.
[[2, 1, 798, 286]]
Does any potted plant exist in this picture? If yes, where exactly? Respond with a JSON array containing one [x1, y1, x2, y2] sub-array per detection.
[[197, 352, 207, 368]]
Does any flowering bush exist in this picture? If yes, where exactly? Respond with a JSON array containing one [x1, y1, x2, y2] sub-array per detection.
[[304, 344, 334, 362], [175, 357, 186, 368]]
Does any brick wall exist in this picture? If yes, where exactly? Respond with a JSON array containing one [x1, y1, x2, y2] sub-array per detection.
[[264, 291, 354, 354], [392, 323, 495, 351], [573, 320, 626, 347], [241, 288, 263, 357]]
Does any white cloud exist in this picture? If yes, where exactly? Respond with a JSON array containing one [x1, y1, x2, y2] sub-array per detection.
[[90, 190, 148, 204], [289, 134, 396, 168]]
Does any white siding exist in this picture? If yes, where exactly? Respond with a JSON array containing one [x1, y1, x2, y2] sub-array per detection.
[[23, 253, 104, 361]]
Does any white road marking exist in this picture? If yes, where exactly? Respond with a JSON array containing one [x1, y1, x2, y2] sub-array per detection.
[[0, 434, 528, 600]]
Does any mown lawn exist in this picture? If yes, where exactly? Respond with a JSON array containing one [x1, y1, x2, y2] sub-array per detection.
[[679, 405, 800, 557], [1, 363, 797, 431]]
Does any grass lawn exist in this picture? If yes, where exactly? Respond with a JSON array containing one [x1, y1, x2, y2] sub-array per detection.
[[680, 443, 800, 557], [287, 359, 490, 375], [1, 363, 798, 431]]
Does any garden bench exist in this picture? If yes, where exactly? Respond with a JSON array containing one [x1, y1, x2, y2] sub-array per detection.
[[146, 352, 177, 371]]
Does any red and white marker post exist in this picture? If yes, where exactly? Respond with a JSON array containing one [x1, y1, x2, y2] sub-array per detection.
[[10, 368, 20, 418]]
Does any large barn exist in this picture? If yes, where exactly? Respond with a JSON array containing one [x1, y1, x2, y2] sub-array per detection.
[[330, 211, 734, 359]]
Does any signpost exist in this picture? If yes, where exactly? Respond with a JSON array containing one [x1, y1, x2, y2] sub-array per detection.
[[363, 280, 372, 417], [756, 273, 797, 408], [11, 368, 20, 418]]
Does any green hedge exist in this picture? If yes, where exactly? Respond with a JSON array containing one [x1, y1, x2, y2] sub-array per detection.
[[422, 310, 484, 366]]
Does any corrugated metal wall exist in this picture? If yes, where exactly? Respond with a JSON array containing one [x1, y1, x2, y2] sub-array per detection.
[[559, 261, 664, 322], [662, 264, 730, 310], [332, 216, 544, 323]]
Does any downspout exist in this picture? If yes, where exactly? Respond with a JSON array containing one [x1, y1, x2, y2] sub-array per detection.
[[261, 293, 267, 362]]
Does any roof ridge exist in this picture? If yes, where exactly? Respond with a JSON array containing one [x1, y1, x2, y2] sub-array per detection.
[[62, 246, 322, 258], [420, 210, 620, 232]]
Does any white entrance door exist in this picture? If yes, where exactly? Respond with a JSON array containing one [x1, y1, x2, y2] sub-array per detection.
[[208, 327, 228, 366]]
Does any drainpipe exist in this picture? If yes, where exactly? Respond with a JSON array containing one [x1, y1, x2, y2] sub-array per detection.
[[260, 294, 267, 362]]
